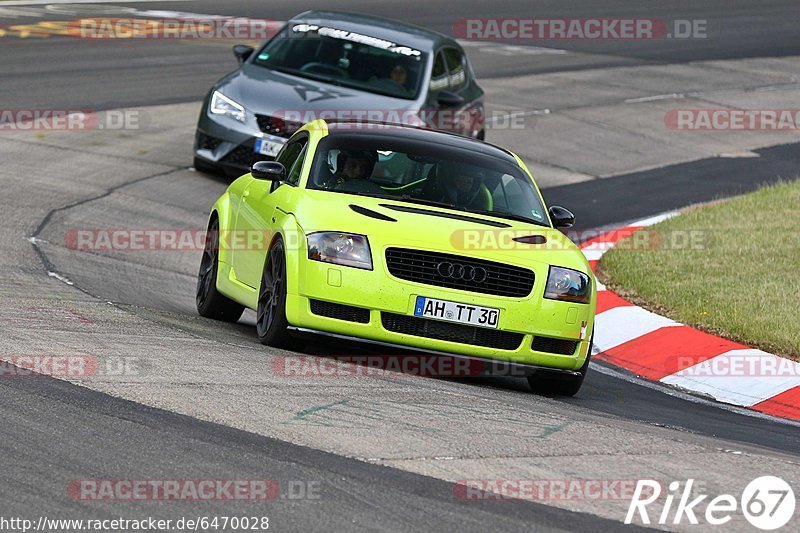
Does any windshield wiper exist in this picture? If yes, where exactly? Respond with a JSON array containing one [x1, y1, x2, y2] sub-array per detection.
[[343, 192, 456, 209], [395, 195, 549, 227], [469, 209, 550, 227], [397, 195, 459, 210], [296, 71, 349, 88], [262, 65, 348, 88], [345, 191, 398, 201]]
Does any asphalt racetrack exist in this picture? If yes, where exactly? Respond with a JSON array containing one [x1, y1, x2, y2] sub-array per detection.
[[2, 1, 800, 531]]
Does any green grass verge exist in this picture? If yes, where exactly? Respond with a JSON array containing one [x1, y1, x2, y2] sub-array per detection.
[[598, 180, 800, 359]]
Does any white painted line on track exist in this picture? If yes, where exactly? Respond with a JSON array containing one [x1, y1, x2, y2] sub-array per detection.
[[625, 93, 684, 104], [458, 40, 568, 55], [718, 151, 761, 158], [628, 211, 679, 227], [47, 271, 74, 285]]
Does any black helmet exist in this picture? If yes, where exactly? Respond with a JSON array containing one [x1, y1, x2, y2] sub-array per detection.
[[337, 149, 378, 177], [440, 162, 485, 206]]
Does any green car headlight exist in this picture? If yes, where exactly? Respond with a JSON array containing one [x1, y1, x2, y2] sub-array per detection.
[[307, 232, 373, 270], [544, 266, 591, 304], [210, 90, 246, 123]]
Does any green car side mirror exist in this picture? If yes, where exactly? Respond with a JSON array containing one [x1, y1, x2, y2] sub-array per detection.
[[251, 161, 286, 181]]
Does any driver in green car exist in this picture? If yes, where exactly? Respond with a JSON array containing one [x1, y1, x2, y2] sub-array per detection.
[[324, 150, 379, 189], [430, 162, 492, 210]]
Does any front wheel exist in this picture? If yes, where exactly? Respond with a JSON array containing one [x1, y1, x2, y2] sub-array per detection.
[[256, 239, 297, 348], [196, 217, 245, 322], [527, 332, 593, 396]]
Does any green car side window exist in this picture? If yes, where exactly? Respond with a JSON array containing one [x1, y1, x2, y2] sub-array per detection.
[[286, 144, 308, 185], [276, 137, 308, 186]]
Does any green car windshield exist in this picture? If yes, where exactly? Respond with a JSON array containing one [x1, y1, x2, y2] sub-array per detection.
[[252, 25, 426, 100], [307, 133, 551, 227]]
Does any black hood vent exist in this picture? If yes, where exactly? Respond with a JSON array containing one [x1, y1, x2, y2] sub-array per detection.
[[349, 204, 397, 222], [380, 203, 510, 228]]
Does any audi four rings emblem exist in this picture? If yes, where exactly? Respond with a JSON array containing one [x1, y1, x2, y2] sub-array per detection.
[[436, 262, 488, 283]]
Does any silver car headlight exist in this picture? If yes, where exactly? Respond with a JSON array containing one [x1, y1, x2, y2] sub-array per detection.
[[210, 90, 246, 122], [307, 232, 372, 270], [544, 266, 591, 304]]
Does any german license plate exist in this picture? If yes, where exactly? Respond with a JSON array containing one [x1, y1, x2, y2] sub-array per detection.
[[413, 296, 499, 329], [254, 135, 285, 157]]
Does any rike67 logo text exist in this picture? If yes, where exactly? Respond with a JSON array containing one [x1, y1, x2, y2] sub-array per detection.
[[626, 476, 795, 530]]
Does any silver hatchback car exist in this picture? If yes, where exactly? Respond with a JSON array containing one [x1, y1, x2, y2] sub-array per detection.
[[194, 10, 485, 177]]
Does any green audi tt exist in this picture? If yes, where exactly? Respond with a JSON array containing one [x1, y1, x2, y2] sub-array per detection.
[[197, 120, 596, 394]]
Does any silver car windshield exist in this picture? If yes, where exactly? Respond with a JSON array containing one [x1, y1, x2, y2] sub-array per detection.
[[252, 25, 426, 100], [307, 133, 551, 227]]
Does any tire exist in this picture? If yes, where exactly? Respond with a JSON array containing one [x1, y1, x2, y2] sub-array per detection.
[[527, 332, 593, 396], [255, 239, 297, 348], [196, 217, 245, 322]]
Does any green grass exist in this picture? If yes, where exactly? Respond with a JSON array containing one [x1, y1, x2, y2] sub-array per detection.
[[598, 180, 800, 359]]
